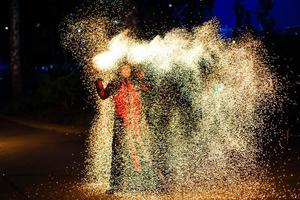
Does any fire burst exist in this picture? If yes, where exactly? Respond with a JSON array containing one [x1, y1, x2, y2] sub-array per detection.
[[62, 16, 296, 198]]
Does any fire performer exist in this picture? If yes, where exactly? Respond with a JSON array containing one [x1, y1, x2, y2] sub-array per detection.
[[95, 61, 152, 193]]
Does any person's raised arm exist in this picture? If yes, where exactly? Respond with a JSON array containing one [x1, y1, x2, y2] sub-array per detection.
[[95, 79, 115, 100]]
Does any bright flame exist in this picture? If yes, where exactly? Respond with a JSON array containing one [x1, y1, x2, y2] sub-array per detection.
[[92, 29, 206, 72], [93, 33, 130, 70]]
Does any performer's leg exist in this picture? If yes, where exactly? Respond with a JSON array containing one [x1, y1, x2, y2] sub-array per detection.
[[128, 130, 141, 171], [132, 117, 152, 165], [109, 117, 125, 191]]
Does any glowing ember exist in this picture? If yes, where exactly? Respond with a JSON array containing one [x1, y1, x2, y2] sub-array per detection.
[[61, 13, 297, 198]]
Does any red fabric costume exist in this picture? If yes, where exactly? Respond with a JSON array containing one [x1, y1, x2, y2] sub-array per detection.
[[96, 78, 148, 172]]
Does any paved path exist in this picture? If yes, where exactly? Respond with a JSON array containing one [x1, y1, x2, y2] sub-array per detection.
[[0, 117, 299, 199], [0, 118, 86, 200]]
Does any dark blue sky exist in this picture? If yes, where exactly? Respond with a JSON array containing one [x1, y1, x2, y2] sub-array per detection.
[[1, 0, 300, 67], [214, 0, 300, 30]]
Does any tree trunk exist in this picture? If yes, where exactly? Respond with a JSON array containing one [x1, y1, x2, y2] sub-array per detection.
[[10, 0, 22, 98]]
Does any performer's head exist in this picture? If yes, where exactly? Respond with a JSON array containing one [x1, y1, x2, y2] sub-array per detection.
[[119, 61, 132, 78]]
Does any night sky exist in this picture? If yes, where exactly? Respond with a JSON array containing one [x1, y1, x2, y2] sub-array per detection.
[[214, 0, 300, 29], [0, 0, 300, 66]]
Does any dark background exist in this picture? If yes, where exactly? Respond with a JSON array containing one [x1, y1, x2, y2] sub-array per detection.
[[0, 0, 299, 198]]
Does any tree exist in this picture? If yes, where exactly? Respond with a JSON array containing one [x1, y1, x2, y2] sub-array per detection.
[[234, 0, 252, 35], [10, 0, 22, 98], [201, 0, 216, 21], [257, 0, 275, 32]]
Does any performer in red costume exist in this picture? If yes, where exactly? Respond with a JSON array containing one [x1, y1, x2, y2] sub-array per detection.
[[95, 61, 150, 193]]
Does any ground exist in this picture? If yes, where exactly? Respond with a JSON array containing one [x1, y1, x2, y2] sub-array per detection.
[[0, 116, 299, 200], [0, 117, 86, 199]]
